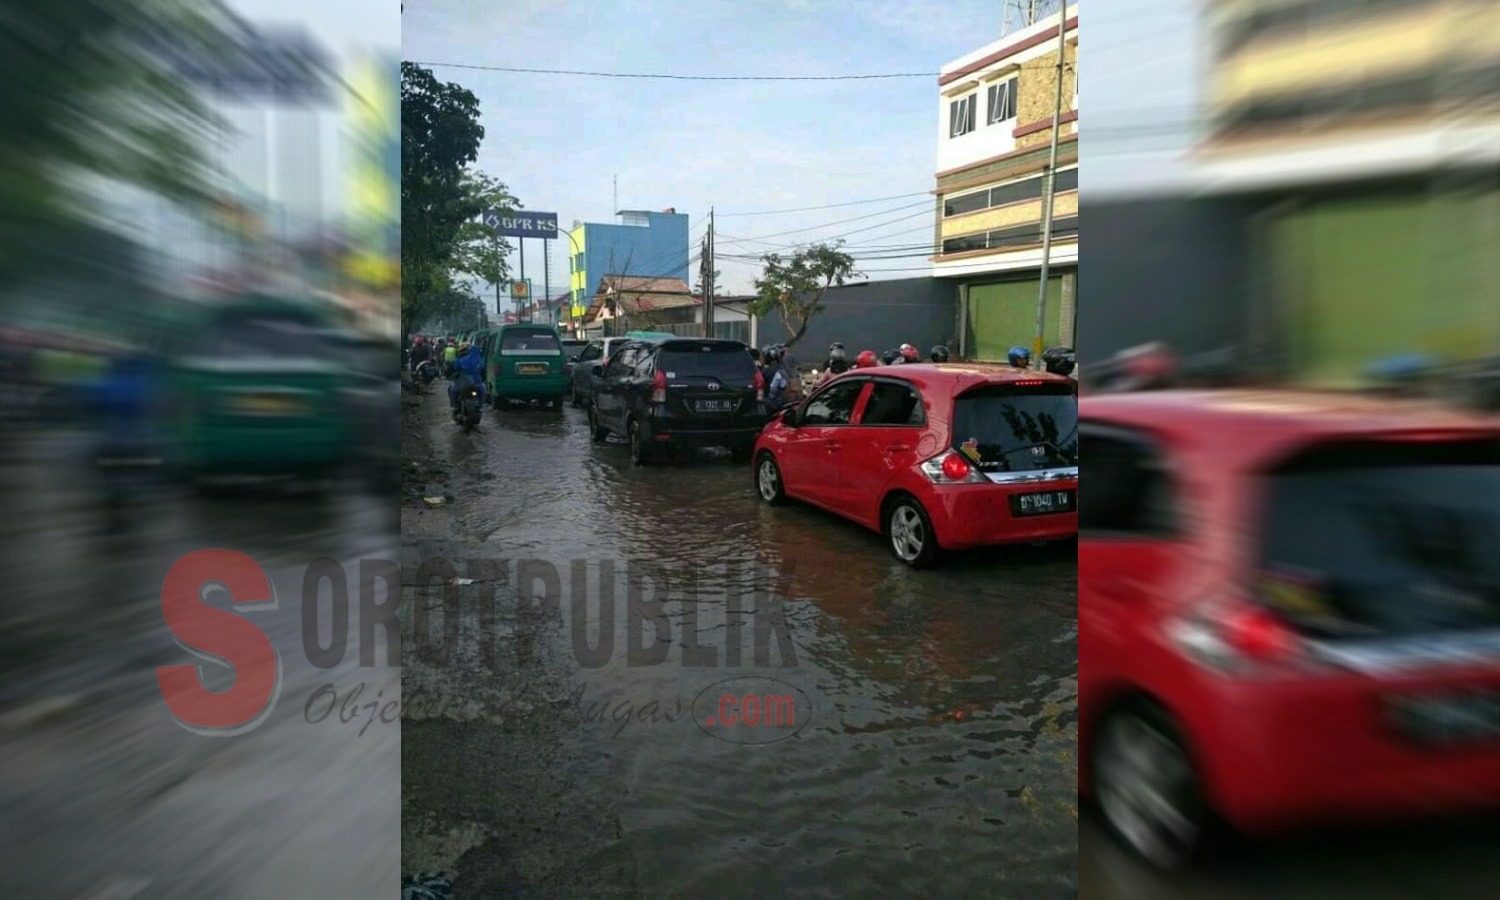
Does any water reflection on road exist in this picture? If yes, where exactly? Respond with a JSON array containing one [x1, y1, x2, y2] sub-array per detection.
[[402, 394, 1077, 897]]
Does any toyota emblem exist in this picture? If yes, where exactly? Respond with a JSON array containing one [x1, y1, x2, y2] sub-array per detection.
[[1031, 445, 1045, 458], [706, 380, 721, 391]]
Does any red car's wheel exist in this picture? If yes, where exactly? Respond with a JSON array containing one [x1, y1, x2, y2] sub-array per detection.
[[884, 494, 938, 568], [755, 452, 786, 505], [1093, 700, 1213, 870]]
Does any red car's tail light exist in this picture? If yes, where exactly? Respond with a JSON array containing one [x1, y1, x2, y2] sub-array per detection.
[[941, 453, 971, 481], [651, 369, 667, 404], [1168, 601, 1307, 674], [1223, 606, 1300, 661], [920, 450, 988, 484]]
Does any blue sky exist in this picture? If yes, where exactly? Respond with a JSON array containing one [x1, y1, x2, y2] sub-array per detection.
[[1082, 1, 1199, 199], [402, 0, 1061, 294]]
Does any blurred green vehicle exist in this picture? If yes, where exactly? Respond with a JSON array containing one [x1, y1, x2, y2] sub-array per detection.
[[485, 323, 568, 407], [165, 294, 352, 488]]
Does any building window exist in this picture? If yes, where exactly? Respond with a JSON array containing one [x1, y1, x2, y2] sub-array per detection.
[[987, 77, 1018, 125], [943, 189, 990, 217], [949, 93, 977, 138], [942, 166, 1078, 218], [940, 214, 1079, 255]]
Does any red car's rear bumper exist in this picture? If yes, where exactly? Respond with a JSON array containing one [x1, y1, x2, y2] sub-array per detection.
[[1189, 674, 1500, 833], [920, 478, 1078, 550]]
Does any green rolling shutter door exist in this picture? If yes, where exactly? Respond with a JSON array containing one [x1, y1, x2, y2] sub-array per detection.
[[967, 276, 1062, 362]]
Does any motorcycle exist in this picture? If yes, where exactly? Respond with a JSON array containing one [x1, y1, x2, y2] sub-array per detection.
[[453, 382, 483, 432], [413, 358, 439, 386], [96, 436, 164, 533]]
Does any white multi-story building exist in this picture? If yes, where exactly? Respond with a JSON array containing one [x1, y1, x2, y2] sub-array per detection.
[[932, 4, 1078, 362]]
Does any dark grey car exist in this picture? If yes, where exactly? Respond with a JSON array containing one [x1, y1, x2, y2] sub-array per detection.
[[568, 337, 630, 408]]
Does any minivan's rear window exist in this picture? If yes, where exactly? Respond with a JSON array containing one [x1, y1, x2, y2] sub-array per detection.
[[659, 341, 755, 379], [216, 317, 328, 361], [1260, 439, 1500, 640], [951, 382, 1078, 472], [501, 330, 561, 352]]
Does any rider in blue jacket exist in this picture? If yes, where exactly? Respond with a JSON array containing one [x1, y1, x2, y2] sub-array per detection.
[[448, 341, 487, 411]]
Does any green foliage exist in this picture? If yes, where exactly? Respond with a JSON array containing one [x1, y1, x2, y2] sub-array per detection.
[[449, 170, 518, 288], [746, 242, 858, 348], [0, 0, 229, 287], [401, 62, 484, 330]]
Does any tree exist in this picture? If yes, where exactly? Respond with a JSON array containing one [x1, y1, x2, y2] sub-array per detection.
[[747, 242, 858, 349], [401, 62, 484, 330], [0, 0, 231, 290], [449, 170, 518, 293]]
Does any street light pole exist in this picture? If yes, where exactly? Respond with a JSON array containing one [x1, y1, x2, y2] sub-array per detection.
[[1032, 4, 1070, 363]]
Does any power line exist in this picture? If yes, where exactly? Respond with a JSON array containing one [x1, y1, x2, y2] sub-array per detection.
[[717, 190, 931, 217], [718, 198, 933, 244], [408, 60, 938, 81]]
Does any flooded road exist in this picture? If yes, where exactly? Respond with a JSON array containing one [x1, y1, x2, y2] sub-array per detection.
[[402, 389, 1078, 897], [1081, 807, 1500, 899], [0, 426, 399, 898]]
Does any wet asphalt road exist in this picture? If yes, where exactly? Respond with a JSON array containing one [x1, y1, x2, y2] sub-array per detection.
[[401, 388, 1078, 897], [0, 427, 399, 899]]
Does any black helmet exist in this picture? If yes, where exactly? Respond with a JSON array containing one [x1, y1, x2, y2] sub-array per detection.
[[829, 346, 847, 362], [930, 345, 950, 363], [829, 341, 845, 351], [1041, 346, 1076, 376], [882, 349, 901, 365]]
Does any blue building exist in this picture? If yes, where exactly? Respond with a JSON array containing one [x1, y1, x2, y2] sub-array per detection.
[[567, 208, 691, 323]]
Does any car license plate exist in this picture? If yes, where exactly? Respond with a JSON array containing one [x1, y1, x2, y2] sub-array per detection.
[[235, 394, 300, 415], [516, 363, 547, 375], [693, 399, 734, 413], [1386, 688, 1500, 746], [1010, 490, 1074, 517]]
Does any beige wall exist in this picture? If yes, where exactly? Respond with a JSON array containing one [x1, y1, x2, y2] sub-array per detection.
[[1016, 41, 1078, 150], [941, 191, 1077, 240]]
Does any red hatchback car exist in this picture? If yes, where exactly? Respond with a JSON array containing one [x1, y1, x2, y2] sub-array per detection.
[[752, 363, 1078, 567], [1080, 389, 1500, 868]]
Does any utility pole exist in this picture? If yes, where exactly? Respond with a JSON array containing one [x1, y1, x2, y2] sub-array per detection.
[[518, 238, 526, 322], [493, 230, 502, 320], [704, 207, 715, 338], [1032, 4, 1069, 363], [613, 174, 618, 214], [543, 238, 550, 325]]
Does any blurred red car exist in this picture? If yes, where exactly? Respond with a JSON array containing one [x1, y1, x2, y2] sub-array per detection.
[[752, 363, 1077, 567], [1080, 389, 1500, 868]]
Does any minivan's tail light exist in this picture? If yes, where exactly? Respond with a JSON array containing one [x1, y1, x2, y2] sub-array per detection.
[[1168, 601, 1306, 673], [919, 450, 987, 484], [651, 369, 667, 404], [754, 370, 765, 401]]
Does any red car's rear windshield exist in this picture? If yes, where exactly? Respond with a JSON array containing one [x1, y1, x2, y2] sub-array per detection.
[[1258, 438, 1500, 640], [951, 382, 1078, 472]]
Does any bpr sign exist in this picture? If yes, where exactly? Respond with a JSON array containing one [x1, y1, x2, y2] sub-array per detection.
[[484, 209, 558, 239]]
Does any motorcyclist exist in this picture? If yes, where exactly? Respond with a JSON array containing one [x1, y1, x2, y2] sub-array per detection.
[[448, 341, 487, 412], [95, 349, 161, 530], [825, 342, 850, 375], [410, 335, 430, 375], [856, 350, 879, 368], [442, 338, 459, 376], [930, 345, 950, 363], [882, 348, 903, 365], [1007, 346, 1032, 369], [763, 345, 791, 412]]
